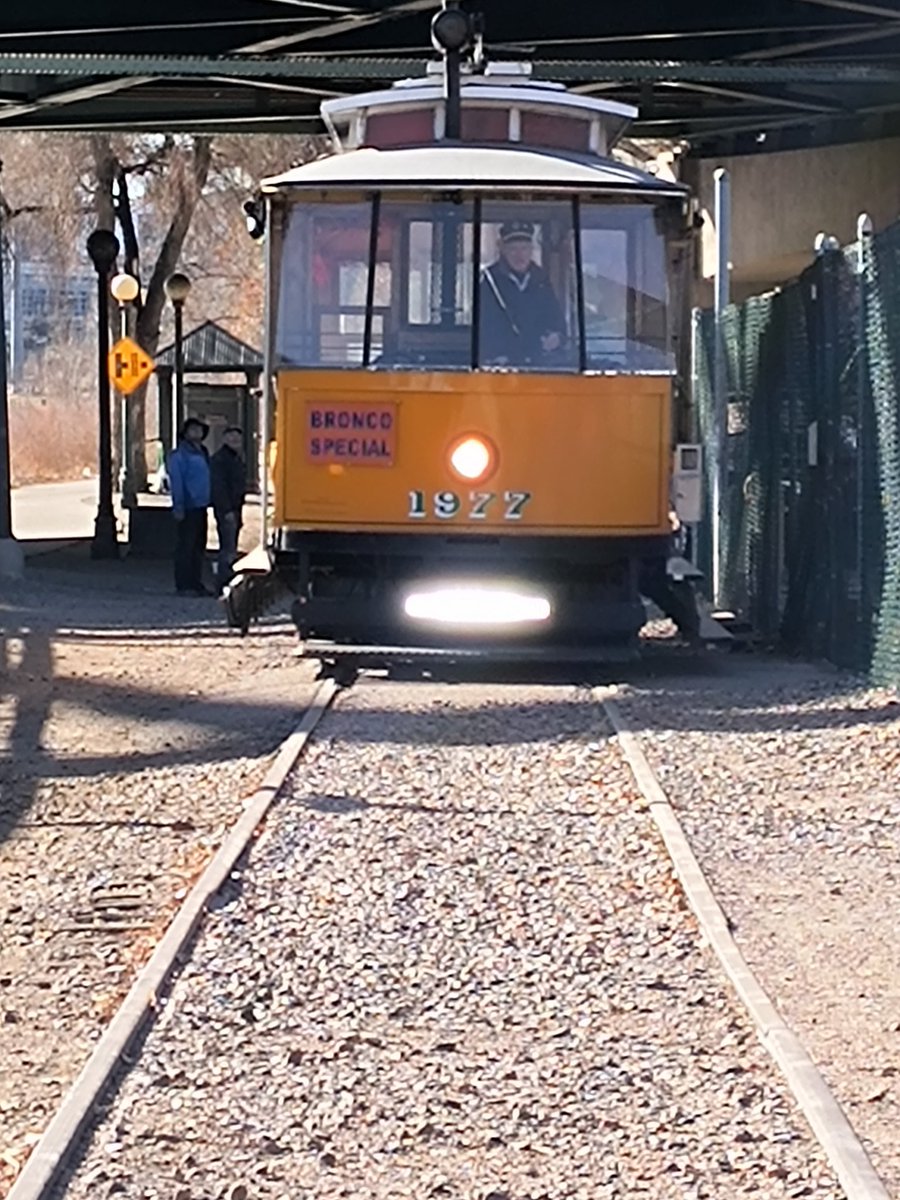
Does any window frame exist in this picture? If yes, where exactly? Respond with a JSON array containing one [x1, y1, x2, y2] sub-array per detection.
[[274, 189, 679, 376]]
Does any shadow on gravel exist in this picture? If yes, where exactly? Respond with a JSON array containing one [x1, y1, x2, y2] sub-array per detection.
[[8, 544, 293, 637], [302, 791, 598, 820], [0, 622, 55, 844], [0, 553, 303, 848], [321, 659, 900, 744], [0, 663, 307, 777], [3, 546, 896, 846], [610, 657, 900, 737]]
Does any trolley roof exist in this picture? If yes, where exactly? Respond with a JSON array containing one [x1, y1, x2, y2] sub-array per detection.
[[262, 144, 687, 196]]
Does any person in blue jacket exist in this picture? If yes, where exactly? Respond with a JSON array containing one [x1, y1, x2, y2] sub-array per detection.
[[167, 417, 211, 596]]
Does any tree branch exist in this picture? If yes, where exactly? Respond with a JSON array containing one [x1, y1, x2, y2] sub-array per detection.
[[0, 159, 44, 223], [121, 134, 175, 177], [89, 134, 117, 234], [114, 164, 142, 306], [139, 136, 213, 357]]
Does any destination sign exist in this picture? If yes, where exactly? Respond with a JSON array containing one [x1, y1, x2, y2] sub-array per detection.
[[306, 402, 397, 467]]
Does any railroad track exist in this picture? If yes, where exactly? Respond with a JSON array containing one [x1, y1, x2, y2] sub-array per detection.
[[7, 671, 890, 1200]]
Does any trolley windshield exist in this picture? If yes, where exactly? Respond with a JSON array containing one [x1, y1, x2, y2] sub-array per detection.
[[275, 193, 677, 374]]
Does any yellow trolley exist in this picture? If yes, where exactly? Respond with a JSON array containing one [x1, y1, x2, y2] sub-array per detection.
[[227, 12, 703, 664]]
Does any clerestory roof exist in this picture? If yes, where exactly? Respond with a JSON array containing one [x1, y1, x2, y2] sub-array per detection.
[[260, 143, 689, 193]]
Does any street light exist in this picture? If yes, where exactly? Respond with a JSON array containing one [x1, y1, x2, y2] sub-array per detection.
[[110, 272, 139, 336], [165, 272, 192, 436], [110, 273, 140, 507], [86, 228, 121, 560]]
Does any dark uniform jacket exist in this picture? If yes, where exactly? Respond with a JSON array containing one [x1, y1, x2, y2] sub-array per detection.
[[479, 261, 566, 365], [210, 444, 247, 520]]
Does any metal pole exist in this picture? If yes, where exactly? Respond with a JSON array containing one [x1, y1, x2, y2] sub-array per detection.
[[711, 167, 731, 609], [432, 1, 469, 142], [470, 196, 482, 369], [86, 229, 120, 560], [445, 47, 462, 139], [174, 300, 185, 432], [0, 179, 23, 577], [689, 304, 702, 566], [118, 304, 137, 509], [10, 238, 23, 389], [159, 372, 173, 452], [260, 196, 276, 550]]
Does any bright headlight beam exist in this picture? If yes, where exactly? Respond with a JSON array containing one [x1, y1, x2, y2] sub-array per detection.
[[449, 436, 493, 481], [403, 587, 551, 626]]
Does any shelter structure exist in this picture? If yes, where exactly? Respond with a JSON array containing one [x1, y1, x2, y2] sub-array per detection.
[[154, 320, 262, 491]]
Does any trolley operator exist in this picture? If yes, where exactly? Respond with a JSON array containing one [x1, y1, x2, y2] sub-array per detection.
[[479, 221, 567, 366]]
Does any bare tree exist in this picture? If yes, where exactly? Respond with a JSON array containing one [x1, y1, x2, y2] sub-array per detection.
[[89, 134, 213, 491], [0, 129, 326, 488]]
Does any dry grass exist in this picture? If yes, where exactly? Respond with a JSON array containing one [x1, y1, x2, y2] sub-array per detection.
[[9, 391, 98, 487]]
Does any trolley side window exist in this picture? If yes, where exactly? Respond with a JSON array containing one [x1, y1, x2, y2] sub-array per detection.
[[579, 202, 673, 373], [276, 200, 388, 367]]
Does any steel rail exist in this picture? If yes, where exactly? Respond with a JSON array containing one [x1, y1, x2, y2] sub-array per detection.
[[602, 692, 891, 1200], [7, 676, 342, 1200]]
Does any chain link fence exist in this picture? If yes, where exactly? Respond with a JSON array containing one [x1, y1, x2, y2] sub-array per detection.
[[694, 222, 900, 684]]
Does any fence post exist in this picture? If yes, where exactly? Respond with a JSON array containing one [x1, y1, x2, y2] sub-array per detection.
[[812, 236, 845, 664], [856, 214, 873, 665], [712, 167, 731, 610]]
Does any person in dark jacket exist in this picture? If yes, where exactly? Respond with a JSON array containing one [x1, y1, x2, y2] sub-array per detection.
[[210, 425, 247, 594], [479, 221, 568, 366], [167, 417, 211, 596]]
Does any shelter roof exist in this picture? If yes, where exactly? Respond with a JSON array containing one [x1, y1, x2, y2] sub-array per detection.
[[2, 3, 900, 156], [155, 320, 262, 374]]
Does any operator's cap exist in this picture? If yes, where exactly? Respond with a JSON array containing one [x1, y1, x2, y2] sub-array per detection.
[[500, 220, 535, 244]]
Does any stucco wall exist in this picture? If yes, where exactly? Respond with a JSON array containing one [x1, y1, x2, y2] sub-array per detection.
[[682, 137, 900, 292]]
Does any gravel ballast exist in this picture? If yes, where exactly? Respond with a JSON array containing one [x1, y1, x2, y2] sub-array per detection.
[[611, 649, 900, 1194], [0, 548, 318, 1189], [62, 679, 844, 1199]]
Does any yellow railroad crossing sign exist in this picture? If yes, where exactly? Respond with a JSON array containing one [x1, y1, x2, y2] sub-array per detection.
[[108, 336, 155, 395]]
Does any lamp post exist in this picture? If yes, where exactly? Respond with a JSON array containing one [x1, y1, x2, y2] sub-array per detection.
[[110, 272, 140, 508], [165, 272, 191, 437], [0, 164, 24, 578], [86, 228, 121, 560]]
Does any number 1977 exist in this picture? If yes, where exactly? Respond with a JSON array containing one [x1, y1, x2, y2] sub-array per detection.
[[408, 490, 532, 521]]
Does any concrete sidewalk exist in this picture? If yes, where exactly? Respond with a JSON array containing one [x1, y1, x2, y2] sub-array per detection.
[[11, 479, 262, 559]]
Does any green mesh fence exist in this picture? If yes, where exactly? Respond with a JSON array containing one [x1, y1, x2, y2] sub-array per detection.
[[695, 223, 900, 683]]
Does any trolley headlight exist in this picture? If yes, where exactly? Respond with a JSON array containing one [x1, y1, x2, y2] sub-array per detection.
[[403, 587, 551, 626], [448, 434, 496, 483]]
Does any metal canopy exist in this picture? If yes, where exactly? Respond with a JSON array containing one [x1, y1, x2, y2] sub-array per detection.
[[2, 2, 900, 155], [155, 320, 262, 374]]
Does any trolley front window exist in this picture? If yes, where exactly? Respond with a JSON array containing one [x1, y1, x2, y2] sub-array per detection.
[[477, 199, 578, 373], [579, 202, 673, 372], [274, 192, 676, 375]]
